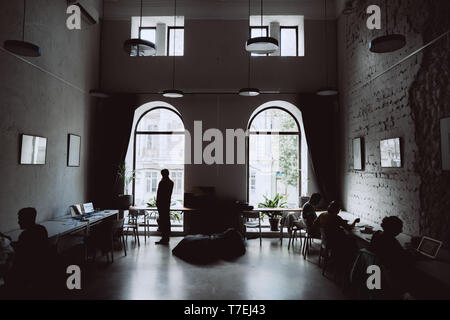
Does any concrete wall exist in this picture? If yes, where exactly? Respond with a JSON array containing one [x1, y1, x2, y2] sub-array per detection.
[[337, 0, 450, 242], [101, 17, 335, 204], [101, 18, 337, 93], [0, 0, 102, 231]]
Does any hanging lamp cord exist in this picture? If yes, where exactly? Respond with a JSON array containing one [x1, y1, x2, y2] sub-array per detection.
[[385, 0, 389, 35], [248, 0, 251, 87], [260, 0, 263, 28], [23, 0, 26, 41], [172, 0, 177, 89], [324, 0, 329, 87]]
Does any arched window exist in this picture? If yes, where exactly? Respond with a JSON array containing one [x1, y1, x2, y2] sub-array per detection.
[[133, 107, 185, 206], [248, 107, 300, 208]]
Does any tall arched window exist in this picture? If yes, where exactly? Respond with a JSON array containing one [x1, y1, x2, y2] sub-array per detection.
[[248, 107, 300, 208], [133, 107, 185, 206]]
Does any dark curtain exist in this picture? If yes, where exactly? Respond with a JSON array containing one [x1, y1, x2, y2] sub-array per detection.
[[299, 93, 339, 205], [92, 94, 138, 208]]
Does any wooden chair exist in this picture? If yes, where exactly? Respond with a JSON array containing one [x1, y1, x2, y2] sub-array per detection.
[[318, 228, 334, 277], [101, 218, 127, 263], [124, 209, 140, 246], [302, 224, 320, 259], [287, 221, 307, 251], [242, 211, 262, 246]]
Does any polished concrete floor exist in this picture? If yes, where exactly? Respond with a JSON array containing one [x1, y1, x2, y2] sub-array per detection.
[[71, 236, 345, 300]]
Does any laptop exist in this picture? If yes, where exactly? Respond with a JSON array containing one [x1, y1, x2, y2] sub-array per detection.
[[416, 236, 442, 259], [82, 202, 96, 215], [70, 204, 87, 221]]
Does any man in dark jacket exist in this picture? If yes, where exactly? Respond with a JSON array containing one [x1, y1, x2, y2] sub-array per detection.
[[7, 207, 49, 292], [155, 169, 174, 245]]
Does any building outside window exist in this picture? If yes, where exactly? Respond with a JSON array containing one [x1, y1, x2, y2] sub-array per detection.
[[168, 27, 184, 56], [280, 26, 298, 56], [248, 108, 300, 210]]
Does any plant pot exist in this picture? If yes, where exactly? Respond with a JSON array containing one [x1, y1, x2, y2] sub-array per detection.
[[117, 194, 133, 210], [269, 217, 280, 231]]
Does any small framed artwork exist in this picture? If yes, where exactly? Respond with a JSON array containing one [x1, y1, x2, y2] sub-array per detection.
[[441, 117, 450, 170], [380, 137, 402, 168], [20, 134, 47, 165], [67, 134, 81, 167], [353, 137, 363, 170]]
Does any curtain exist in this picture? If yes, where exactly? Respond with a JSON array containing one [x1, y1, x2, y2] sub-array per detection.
[[299, 93, 339, 205], [92, 94, 138, 208]]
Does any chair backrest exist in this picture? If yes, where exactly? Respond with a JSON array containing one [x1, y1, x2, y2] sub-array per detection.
[[320, 228, 329, 248], [106, 218, 125, 236]]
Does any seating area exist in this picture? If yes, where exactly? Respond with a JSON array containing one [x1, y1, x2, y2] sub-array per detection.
[[1, 0, 450, 304]]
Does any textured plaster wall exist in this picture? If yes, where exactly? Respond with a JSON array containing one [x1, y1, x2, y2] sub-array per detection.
[[0, 0, 102, 232]]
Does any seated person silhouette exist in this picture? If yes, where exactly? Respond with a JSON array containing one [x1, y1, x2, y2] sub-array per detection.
[[155, 169, 174, 245], [6, 207, 49, 292], [313, 201, 360, 274], [300, 193, 321, 238], [369, 216, 414, 299]]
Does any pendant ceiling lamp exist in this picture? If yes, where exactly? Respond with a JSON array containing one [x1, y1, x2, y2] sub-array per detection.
[[240, 0, 260, 97], [163, 0, 183, 98], [3, 0, 41, 57], [123, 0, 156, 56], [245, 0, 279, 55], [317, 0, 338, 96], [369, 0, 406, 53]]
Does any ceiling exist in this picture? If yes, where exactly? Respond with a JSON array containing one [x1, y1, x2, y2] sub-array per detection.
[[103, 0, 341, 21]]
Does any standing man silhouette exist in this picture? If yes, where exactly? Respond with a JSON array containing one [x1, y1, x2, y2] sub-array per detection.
[[155, 169, 174, 245]]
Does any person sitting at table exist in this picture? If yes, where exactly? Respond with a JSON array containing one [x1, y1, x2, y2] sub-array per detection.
[[300, 193, 321, 237], [155, 169, 174, 245], [6, 207, 49, 292], [369, 216, 414, 299], [284, 193, 322, 236], [313, 201, 360, 278]]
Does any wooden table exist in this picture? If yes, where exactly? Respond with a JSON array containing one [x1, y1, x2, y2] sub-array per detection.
[[4, 210, 119, 242], [249, 208, 303, 241], [339, 210, 450, 297], [132, 207, 198, 235]]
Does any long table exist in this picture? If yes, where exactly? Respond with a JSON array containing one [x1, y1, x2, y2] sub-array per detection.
[[339, 210, 450, 297], [4, 210, 119, 242]]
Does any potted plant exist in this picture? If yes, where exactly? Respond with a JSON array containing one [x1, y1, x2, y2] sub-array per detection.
[[116, 162, 136, 209], [258, 193, 288, 231]]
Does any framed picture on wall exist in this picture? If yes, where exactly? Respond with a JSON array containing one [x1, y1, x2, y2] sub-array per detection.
[[441, 117, 450, 171], [19, 134, 47, 165], [353, 137, 363, 170], [67, 134, 81, 167], [380, 138, 402, 168]]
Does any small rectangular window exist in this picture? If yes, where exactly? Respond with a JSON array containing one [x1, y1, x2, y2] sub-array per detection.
[[168, 27, 184, 56], [249, 26, 269, 56], [280, 27, 298, 56]]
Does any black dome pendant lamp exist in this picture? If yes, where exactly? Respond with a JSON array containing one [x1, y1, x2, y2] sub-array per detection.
[[240, 0, 260, 97], [369, 0, 406, 53], [3, 0, 41, 57], [123, 0, 156, 56], [317, 0, 338, 96], [245, 0, 279, 55], [163, 0, 184, 98]]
